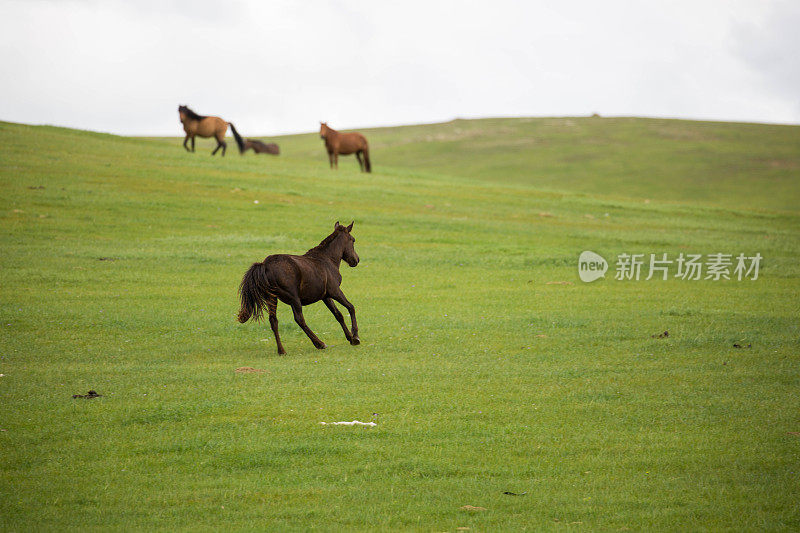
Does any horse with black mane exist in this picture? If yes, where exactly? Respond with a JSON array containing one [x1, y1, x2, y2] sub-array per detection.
[[238, 222, 361, 354], [178, 105, 245, 156], [319, 122, 371, 172], [243, 138, 280, 155]]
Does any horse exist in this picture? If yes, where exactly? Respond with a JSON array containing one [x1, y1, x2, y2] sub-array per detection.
[[178, 105, 245, 156], [319, 122, 371, 172], [243, 138, 280, 155], [237, 222, 361, 355]]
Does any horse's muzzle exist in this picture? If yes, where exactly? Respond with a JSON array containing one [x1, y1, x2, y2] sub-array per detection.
[[347, 256, 359, 267]]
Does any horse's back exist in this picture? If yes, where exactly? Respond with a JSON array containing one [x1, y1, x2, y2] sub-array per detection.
[[261, 143, 280, 155], [251, 140, 280, 154], [187, 116, 227, 137], [264, 254, 300, 280], [264, 254, 327, 304], [337, 132, 368, 154]]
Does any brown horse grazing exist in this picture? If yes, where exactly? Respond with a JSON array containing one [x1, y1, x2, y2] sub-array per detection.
[[319, 122, 371, 172], [243, 138, 280, 155], [178, 105, 245, 156], [237, 222, 360, 355]]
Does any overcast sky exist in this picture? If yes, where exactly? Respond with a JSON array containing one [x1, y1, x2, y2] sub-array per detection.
[[1, 0, 798, 136]]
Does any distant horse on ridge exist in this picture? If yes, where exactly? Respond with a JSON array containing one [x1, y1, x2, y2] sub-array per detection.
[[178, 105, 244, 156], [243, 138, 280, 155], [319, 122, 371, 172]]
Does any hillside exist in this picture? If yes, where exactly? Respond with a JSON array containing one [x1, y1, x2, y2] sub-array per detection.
[[257, 116, 800, 212], [1, 119, 799, 530]]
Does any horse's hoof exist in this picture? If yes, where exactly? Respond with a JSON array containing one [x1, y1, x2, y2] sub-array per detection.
[[315, 342, 327, 350], [350, 337, 360, 346], [277, 349, 286, 355]]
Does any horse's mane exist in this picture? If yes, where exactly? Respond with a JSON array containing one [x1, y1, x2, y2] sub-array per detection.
[[180, 106, 207, 121], [305, 230, 341, 257]]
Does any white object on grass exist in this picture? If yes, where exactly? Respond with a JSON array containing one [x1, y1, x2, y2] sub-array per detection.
[[320, 420, 377, 427]]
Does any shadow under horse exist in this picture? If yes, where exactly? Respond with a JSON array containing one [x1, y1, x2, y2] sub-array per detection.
[[237, 222, 361, 354], [178, 105, 244, 156], [319, 122, 371, 172]]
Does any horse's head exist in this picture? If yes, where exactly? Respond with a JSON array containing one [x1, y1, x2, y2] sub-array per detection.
[[319, 122, 328, 139], [335, 221, 359, 267], [178, 105, 187, 123]]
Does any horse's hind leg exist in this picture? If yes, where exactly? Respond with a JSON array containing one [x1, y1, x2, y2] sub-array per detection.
[[289, 301, 326, 349], [324, 297, 353, 343], [355, 151, 364, 171], [267, 294, 285, 355], [212, 139, 227, 156]]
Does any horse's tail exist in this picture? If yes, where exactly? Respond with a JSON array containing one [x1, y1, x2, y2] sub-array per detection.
[[238, 261, 272, 323], [229, 123, 245, 154], [363, 145, 371, 173]]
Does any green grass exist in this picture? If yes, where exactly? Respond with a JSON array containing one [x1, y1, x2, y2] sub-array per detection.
[[1, 118, 799, 531], [271, 117, 800, 213]]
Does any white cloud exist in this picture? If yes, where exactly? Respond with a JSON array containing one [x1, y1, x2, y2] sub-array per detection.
[[0, 0, 797, 135]]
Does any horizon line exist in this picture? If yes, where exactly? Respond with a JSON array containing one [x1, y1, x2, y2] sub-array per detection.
[[2, 113, 799, 138]]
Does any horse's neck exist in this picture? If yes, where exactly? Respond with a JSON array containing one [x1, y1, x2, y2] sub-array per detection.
[[308, 235, 343, 266]]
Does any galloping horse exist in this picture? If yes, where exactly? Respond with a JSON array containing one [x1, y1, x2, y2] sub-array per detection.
[[238, 222, 361, 355], [243, 138, 280, 155], [319, 122, 371, 172], [178, 105, 244, 156]]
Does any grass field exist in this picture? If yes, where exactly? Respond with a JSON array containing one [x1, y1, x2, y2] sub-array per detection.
[[1, 117, 799, 531]]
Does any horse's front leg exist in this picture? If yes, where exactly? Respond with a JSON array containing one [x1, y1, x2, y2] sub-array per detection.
[[324, 297, 353, 343], [328, 151, 334, 169], [183, 135, 191, 152], [290, 301, 326, 349], [330, 290, 358, 345], [191, 136, 196, 152], [334, 152, 339, 170]]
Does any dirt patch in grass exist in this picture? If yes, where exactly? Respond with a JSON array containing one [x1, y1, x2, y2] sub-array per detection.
[[460, 505, 487, 511], [235, 367, 265, 374]]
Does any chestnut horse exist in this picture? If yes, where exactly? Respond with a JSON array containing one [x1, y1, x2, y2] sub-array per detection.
[[178, 105, 244, 156], [319, 122, 371, 172], [237, 222, 360, 355], [243, 138, 280, 155]]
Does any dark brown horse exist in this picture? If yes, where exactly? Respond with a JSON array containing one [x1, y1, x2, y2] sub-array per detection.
[[238, 222, 360, 354], [178, 105, 244, 156], [243, 138, 280, 155], [319, 122, 371, 172]]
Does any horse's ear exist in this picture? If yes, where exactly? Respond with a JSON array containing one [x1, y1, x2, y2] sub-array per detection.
[[346, 221, 354, 232], [334, 221, 340, 229]]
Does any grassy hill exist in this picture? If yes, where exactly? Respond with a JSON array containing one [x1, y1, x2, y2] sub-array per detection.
[[265, 116, 800, 212], [1, 118, 799, 530]]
